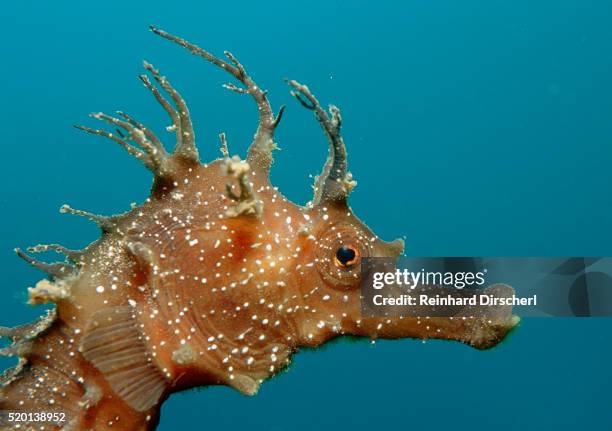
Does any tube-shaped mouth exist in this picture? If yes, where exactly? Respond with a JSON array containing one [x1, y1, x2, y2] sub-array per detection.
[[356, 283, 520, 349]]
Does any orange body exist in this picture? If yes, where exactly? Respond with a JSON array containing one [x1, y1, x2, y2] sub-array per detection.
[[0, 28, 517, 431]]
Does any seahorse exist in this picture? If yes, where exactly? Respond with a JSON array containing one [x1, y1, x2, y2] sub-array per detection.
[[0, 27, 519, 431]]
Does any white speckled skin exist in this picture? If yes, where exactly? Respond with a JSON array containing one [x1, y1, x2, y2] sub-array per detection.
[[0, 28, 517, 431]]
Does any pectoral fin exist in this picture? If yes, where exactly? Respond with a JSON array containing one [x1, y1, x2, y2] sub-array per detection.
[[79, 306, 166, 411]]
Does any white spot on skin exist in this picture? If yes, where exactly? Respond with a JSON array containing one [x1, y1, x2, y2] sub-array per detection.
[[96, 286, 104, 293]]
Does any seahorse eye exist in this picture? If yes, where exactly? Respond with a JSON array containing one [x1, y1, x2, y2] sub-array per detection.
[[316, 224, 369, 287], [335, 245, 358, 268]]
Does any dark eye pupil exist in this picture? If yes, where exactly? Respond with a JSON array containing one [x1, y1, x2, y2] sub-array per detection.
[[336, 246, 356, 266]]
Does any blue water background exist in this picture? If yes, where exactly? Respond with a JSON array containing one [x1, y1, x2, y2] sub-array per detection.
[[1, 1, 612, 429]]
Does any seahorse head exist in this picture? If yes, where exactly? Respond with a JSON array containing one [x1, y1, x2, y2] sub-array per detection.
[[8, 27, 518, 419], [122, 151, 408, 397]]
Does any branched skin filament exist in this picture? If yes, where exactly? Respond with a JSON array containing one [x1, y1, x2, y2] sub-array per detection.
[[0, 26, 518, 431]]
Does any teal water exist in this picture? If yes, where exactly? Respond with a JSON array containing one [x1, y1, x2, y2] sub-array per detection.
[[2, 1, 612, 429]]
